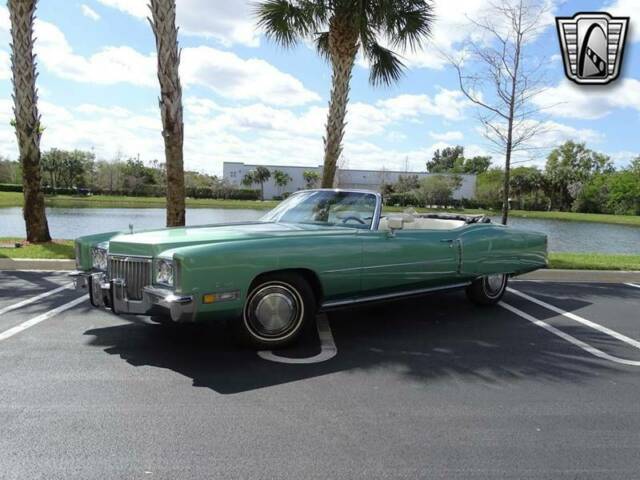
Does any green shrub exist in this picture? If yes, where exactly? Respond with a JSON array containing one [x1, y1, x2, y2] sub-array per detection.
[[385, 191, 422, 207], [0, 183, 22, 192], [186, 187, 214, 199], [224, 189, 260, 200]]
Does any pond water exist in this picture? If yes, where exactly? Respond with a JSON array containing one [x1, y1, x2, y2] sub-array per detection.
[[0, 207, 639, 254]]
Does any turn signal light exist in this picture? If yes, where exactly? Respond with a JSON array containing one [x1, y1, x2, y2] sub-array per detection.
[[203, 291, 239, 304]]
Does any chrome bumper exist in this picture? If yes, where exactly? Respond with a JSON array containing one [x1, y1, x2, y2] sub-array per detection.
[[71, 271, 196, 322]]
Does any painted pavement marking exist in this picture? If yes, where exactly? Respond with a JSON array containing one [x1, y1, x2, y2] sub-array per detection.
[[0, 283, 73, 317], [507, 287, 640, 351], [0, 295, 88, 342], [258, 313, 337, 364]]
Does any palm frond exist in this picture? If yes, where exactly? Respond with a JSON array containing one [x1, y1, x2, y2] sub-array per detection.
[[366, 42, 405, 86], [254, 0, 319, 47], [315, 31, 330, 60], [372, 0, 434, 51]]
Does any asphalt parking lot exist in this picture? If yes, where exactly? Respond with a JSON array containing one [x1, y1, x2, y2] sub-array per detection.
[[1, 270, 640, 479]]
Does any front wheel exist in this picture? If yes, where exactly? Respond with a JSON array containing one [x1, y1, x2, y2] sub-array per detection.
[[236, 273, 315, 349], [466, 274, 508, 305]]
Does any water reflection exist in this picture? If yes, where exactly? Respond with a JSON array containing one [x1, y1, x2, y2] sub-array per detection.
[[0, 207, 638, 254]]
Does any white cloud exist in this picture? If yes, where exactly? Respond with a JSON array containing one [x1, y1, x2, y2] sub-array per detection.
[[429, 130, 464, 141], [607, 0, 638, 42], [0, 9, 318, 104], [95, 0, 147, 18], [0, 98, 162, 162], [533, 79, 640, 120], [30, 17, 157, 86], [532, 120, 603, 146], [81, 4, 101, 21], [181, 47, 320, 106], [358, 0, 557, 71], [608, 150, 638, 168], [479, 119, 605, 167], [0, 49, 10, 80], [97, 0, 259, 47], [376, 89, 470, 121], [0, 89, 474, 175]]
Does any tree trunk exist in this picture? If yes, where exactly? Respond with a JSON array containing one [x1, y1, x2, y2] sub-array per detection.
[[502, 25, 523, 225], [321, 16, 358, 188], [9, 0, 51, 243], [149, 0, 185, 227], [502, 137, 512, 225]]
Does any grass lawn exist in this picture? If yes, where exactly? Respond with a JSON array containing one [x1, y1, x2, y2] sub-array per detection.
[[0, 191, 279, 210], [548, 252, 640, 271], [0, 238, 74, 259], [1, 236, 638, 271], [506, 210, 640, 227], [2, 191, 639, 227]]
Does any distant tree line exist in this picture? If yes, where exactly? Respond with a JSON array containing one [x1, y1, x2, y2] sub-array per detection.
[[0, 150, 260, 200], [0, 151, 324, 202], [383, 141, 640, 215]]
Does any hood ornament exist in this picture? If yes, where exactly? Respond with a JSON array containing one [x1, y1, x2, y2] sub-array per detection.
[[129, 223, 134, 234]]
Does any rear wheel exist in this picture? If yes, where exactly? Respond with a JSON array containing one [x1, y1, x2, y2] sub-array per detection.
[[466, 274, 508, 305], [236, 273, 315, 349]]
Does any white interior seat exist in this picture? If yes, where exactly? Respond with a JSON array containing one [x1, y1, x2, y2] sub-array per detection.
[[378, 216, 465, 231]]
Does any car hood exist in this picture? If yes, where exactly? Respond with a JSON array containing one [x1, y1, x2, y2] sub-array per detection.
[[106, 221, 357, 257]]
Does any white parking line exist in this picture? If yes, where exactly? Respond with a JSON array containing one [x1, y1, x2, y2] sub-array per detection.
[[0, 295, 88, 342], [0, 283, 73, 317], [507, 287, 640, 351], [625, 283, 640, 289], [499, 301, 640, 366], [258, 313, 337, 364]]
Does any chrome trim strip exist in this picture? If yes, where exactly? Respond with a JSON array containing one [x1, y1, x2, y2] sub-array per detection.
[[108, 254, 153, 301], [371, 191, 382, 231], [320, 282, 472, 309], [324, 261, 458, 273], [108, 254, 153, 260]]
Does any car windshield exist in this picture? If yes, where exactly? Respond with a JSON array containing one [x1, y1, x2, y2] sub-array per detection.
[[261, 190, 377, 229]]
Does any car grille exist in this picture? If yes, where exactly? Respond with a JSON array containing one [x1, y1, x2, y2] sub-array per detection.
[[108, 255, 152, 301]]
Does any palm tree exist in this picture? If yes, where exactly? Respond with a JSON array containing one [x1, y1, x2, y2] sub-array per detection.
[[149, 0, 185, 227], [273, 169, 292, 195], [8, 0, 50, 242], [242, 167, 271, 200], [303, 170, 320, 189], [256, 0, 434, 188]]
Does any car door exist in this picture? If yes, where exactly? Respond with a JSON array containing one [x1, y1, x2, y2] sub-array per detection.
[[357, 227, 461, 296]]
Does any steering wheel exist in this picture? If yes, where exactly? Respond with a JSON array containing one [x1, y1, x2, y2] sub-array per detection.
[[341, 216, 366, 225]]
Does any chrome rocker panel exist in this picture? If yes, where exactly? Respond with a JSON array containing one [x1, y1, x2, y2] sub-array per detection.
[[71, 271, 196, 322]]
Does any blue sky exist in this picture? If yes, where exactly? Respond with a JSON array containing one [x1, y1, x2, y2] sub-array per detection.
[[0, 0, 637, 175]]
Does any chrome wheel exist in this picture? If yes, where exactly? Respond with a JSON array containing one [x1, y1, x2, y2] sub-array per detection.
[[244, 282, 304, 341], [483, 274, 507, 298], [466, 273, 508, 305]]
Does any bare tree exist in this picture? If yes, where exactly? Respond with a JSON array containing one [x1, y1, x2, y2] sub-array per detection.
[[8, 0, 51, 242], [149, 0, 185, 227], [447, 0, 549, 224]]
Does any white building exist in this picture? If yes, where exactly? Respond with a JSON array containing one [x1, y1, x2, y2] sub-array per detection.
[[223, 162, 476, 200]]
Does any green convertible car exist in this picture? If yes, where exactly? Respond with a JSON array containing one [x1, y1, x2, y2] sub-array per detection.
[[73, 189, 547, 348]]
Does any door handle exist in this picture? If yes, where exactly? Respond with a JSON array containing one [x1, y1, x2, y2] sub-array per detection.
[[440, 238, 454, 248]]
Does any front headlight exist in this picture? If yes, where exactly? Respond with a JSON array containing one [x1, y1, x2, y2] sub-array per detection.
[[91, 246, 108, 271], [155, 259, 174, 287]]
